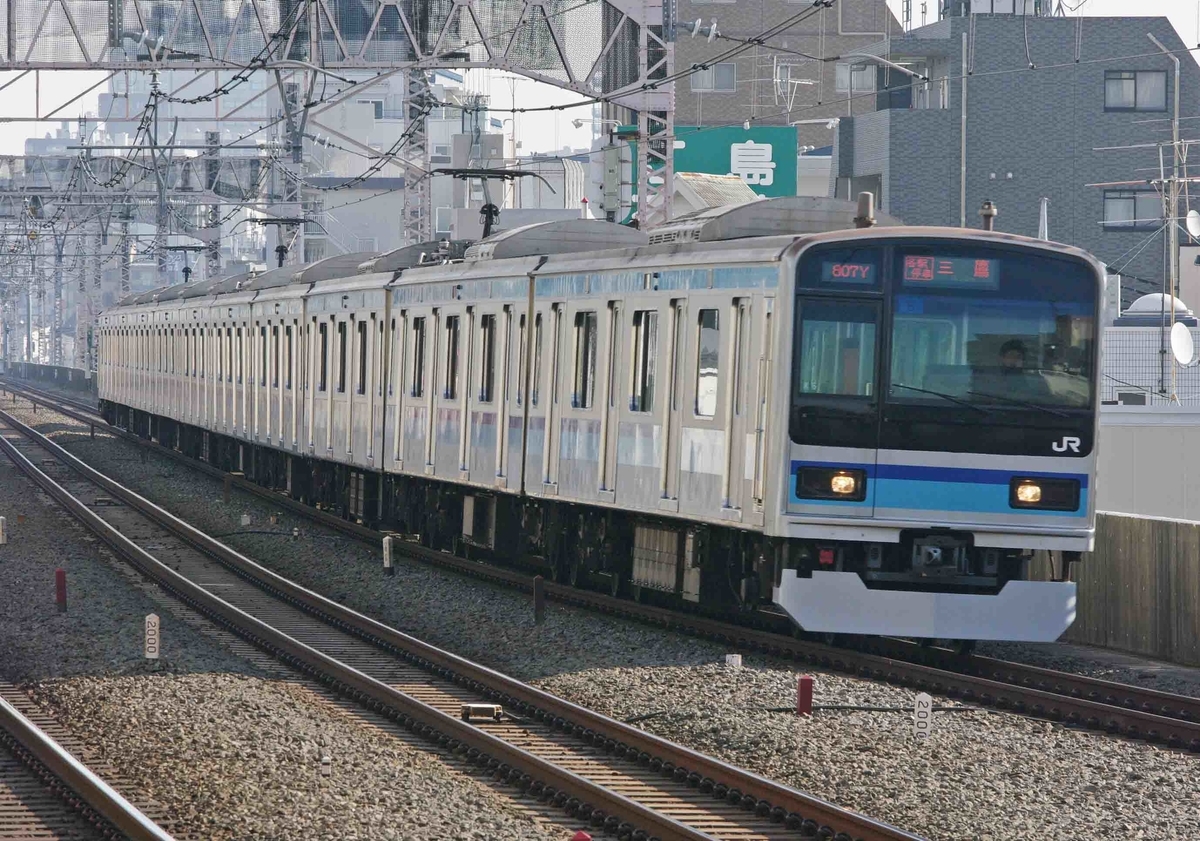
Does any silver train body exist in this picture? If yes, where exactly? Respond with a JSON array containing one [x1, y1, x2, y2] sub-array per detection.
[[96, 199, 1104, 641]]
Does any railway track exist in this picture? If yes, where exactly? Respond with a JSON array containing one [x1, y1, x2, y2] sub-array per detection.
[[0, 685, 174, 841], [0, 402, 916, 841], [7, 378, 1200, 752]]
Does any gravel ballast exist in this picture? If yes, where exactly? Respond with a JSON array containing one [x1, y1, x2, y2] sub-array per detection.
[[0, 415, 573, 841], [27, 675, 566, 841], [11, 399, 1200, 839]]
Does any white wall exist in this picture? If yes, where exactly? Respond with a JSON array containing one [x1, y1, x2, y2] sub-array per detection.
[[1098, 408, 1200, 520], [797, 155, 833, 197]]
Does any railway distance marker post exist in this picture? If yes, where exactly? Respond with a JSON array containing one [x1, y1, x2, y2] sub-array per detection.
[[145, 614, 160, 661], [913, 692, 933, 740]]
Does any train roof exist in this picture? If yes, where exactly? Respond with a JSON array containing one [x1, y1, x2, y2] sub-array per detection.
[[359, 240, 474, 274]]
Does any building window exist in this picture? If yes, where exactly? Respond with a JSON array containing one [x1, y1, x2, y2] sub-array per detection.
[[444, 315, 460, 399], [1104, 71, 1166, 112], [411, 317, 426, 397], [479, 314, 496, 402], [690, 63, 736, 92], [435, 207, 452, 235], [357, 99, 384, 119], [572, 311, 598, 409], [835, 63, 876, 93], [1103, 190, 1161, 230], [630, 310, 657, 412], [695, 309, 720, 418]]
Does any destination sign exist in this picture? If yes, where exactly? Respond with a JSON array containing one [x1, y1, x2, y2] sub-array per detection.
[[902, 255, 1000, 289]]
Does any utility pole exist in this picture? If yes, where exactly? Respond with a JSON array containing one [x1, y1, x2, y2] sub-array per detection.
[[1147, 33, 1180, 299], [205, 131, 222, 280]]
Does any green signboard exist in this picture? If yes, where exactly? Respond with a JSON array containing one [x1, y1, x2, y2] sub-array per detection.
[[624, 124, 799, 206]]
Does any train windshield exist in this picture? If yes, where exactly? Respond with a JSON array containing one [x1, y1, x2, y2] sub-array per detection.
[[887, 246, 1096, 410]]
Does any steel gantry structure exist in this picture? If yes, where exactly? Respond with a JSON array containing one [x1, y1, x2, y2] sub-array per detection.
[[0, 0, 677, 371]]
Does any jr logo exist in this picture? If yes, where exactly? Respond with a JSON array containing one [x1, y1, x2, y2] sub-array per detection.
[[1051, 436, 1081, 454]]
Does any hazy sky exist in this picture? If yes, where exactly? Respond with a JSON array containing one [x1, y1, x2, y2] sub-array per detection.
[[0, 0, 1192, 157]]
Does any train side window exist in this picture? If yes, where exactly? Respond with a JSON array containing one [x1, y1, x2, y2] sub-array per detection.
[[260, 325, 267, 386], [630, 310, 657, 412], [695, 308, 720, 418], [479, 313, 496, 402], [226, 327, 233, 382], [318, 322, 329, 392], [217, 328, 223, 380], [411, 317, 426, 397], [572, 311, 597, 409], [285, 326, 293, 389], [356, 320, 368, 395], [236, 327, 244, 384], [337, 321, 348, 394], [532, 313, 543, 407], [444, 315, 460, 399], [272, 325, 280, 387]]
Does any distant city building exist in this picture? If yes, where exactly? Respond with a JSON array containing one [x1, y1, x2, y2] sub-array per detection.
[[830, 12, 1200, 295]]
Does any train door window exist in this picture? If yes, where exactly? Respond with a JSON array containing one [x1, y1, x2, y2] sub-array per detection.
[[532, 313, 543, 406], [318, 322, 329, 391], [572, 311, 597, 409], [198, 329, 204, 378], [259, 325, 267, 386], [272, 326, 280, 387], [630, 310, 657, 412], [285, 326, 293, 389], [183, 330, 189, 376], [236, 328, 244, 384], [217, 329, 223, 380], [517, 315, 527, 405], [479, 313, 496, 402], [411, 316, 426, 397], [388, 318, 397, 396], [796, 300, 877, 397], [444, 315, 460, 399], [733, 302, 748, 416], [337, 320, 348, 393], [695, 309, 720, 418], [226, 328, 233, 382], [356, 320, 368, 395], [607, 304, 619, 408]]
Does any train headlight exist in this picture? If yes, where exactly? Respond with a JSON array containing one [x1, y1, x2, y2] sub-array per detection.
[[830, 473, 857, 495], [797, 466, 867, 502], [1015, 482, 1042, 504], [1009, 477, 1080, 511]]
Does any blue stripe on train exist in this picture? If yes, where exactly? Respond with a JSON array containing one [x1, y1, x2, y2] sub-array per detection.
[[788, 460, 1089, 517]]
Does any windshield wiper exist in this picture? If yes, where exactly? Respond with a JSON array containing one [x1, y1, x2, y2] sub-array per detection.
[[890, 383, 987, 414], [966, 390, 1070, 418]]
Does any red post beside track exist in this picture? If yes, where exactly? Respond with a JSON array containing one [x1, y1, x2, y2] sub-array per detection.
[[55, 568, 66, 612], [797, 675, 813, 716]]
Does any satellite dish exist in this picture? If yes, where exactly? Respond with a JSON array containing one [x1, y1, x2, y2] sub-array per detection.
[[1187, 210, 1200, 241], [1171, 321, 1195, 366]]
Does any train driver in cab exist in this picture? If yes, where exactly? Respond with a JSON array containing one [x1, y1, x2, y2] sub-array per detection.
[[976, 339, 1053, 401]]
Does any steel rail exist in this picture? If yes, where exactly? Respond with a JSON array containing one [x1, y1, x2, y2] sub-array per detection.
[[0, 405, 917, 841], [8, 380, 1200, 750], [0, 691, 176, 841]]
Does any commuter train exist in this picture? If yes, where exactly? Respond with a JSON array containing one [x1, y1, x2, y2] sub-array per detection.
[[95, 197, 1104, 642]]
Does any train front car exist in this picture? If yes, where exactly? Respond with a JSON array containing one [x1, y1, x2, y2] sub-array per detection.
[[772, 229, 1102, 643]]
